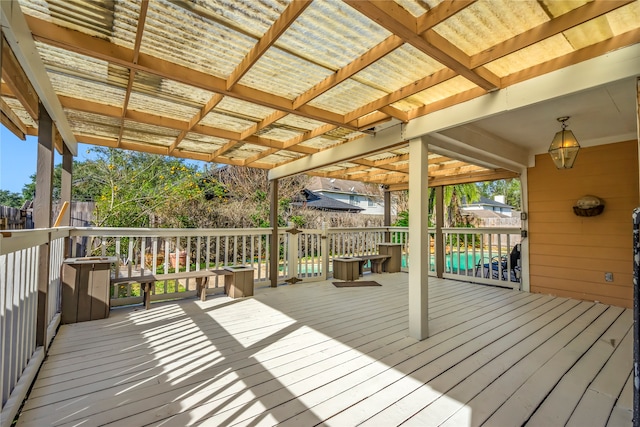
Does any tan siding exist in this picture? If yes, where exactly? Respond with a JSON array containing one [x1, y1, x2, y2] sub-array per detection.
[[528, 140, 638, 308]]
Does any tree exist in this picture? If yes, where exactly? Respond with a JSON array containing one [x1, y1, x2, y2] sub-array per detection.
[[91, 148, 205, 228], [0, 190, 23, 208], [393, 183, 480, 228], [212, 166, 308, 228], [477, 179, 521, 210], [20, 158, 106, 203], [428, 183, 480, 227]]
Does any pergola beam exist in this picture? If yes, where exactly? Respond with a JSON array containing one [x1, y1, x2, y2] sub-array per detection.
[[1, 36, 38, 120], [1, 1, 77, 155], [469, 0, 633, 68], [344, 0, 498, 91], [118, 0, 149, 147], [227, 0, 311, 90], [269, 124, 408, 180], [24, 15, 363, 132]]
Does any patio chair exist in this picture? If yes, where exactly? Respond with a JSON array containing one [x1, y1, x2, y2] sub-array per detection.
[[475, 244, 521, 282]]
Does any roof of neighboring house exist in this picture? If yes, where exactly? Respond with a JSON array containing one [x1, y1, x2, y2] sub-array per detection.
[[466, 197, 513, 209], [306, 177, 381, 199], [291, 189, 364, 213]]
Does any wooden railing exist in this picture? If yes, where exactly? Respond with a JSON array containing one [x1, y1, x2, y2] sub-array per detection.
[[438, 227, 522, 289], [1, 227, 67, 427], [0, 224, 520, 425], [69, 227, 280, 306]]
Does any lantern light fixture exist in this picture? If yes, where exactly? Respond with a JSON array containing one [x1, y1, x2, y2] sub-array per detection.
[[548, 116, 580, 169]]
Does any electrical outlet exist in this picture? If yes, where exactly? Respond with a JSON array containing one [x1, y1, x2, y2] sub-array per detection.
[[604, 272, 613, 282]]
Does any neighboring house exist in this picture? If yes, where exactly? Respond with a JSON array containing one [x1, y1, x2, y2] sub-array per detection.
[[462, 196, 514, 217], [305, 177, 384, 215], [291, 189, 364, 213]]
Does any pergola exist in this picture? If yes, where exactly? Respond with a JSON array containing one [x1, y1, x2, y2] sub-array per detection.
[[1, 0, 640, 341]]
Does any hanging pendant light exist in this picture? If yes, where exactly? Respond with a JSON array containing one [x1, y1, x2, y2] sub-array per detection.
[[548, 116, 580, 169]]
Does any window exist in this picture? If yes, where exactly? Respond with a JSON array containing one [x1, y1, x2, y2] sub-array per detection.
[[349, 195, 357, 205], [368, 199, 374, 207]]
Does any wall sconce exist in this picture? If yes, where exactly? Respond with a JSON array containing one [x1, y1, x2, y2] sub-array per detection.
[[548, 116, 580, 169]]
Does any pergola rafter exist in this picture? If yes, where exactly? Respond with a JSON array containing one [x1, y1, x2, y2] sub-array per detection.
[[1, 0, 638, 186]]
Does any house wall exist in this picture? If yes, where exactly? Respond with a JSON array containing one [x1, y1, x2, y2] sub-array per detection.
[[318, 191, 384, 215], [527, 140, 639, 308]]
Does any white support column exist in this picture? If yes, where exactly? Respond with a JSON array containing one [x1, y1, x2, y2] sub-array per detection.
[[321, 222, 329, 280], [435, 186, 445, 278], [408, 137, 429, 340], [383, 188, 391, 243], [269, 179, 279, 288]]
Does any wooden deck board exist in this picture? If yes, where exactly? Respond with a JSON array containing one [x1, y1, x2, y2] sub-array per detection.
[[15, 274, 633, 427]]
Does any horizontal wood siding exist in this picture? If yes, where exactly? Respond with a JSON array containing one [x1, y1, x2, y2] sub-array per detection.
[[527, 140, 639, 307]]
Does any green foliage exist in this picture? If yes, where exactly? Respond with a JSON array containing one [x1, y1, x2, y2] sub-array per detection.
[[90, 148, 205, 228], [427, 183, 480, 227], [0, 190, 23, 208], [289, 215, 306, 227], [477, 179, 521, 210], [20, 157, 110, 204], [393, 210, 409, 227]]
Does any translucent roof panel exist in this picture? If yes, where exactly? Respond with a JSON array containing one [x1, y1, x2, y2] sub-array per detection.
[[607, 2, 640, 35], [127, 73, 215, 121], [484, 34, 573, 77], [140, 0, 272, 79], [300, 135, 348, 150], [258, 150, 304, 165], [121, 120, 181, 146], [215, 97, 278, 122], [256, 127, 303, 142], [308, 79, 388, 115], [238, 47, 334, 100], [395, 76, 477, 111], [199, 111, 257, 133], [275, 114, 326, 131], [224, 143, 269, 160], [276, 0, 391, 70], [433, 1, 551, 56], [2, 97, 38, 129], [393, 0, 443, 18], [65, 109, 121, 140], [11, 0, 640, 186], [353, 44, 446, 93], [325, 128, 364, 141], [179, 133, 230, 153]]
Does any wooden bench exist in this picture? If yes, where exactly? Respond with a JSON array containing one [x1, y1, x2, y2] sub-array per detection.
[[111, 269, 231, 309], [357, 254, 391, 275]]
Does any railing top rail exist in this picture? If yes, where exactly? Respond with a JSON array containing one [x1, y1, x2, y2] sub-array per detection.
[[442, 227, 521, 234], [70, 227, 274, 238], [326, 227, 391, 233], [1, 227, 71, 255]]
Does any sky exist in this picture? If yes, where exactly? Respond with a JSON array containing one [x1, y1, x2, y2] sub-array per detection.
[[0, 125, 92, 193], [1, 124, 208, 194]]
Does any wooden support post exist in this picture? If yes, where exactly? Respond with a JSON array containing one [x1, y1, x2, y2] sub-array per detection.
[[321, 222, 329, 280], [435, 186, 445, 278], [383, 187, 391, 243], [269, 179, 279, 288], [408, 137, 429, 340], [60, 144, 72, 225], [35, 103, 54, 348], [60, 144, 73, 257]]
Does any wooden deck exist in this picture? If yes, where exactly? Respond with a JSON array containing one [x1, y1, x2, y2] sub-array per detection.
[[16, 274, 633, 426]]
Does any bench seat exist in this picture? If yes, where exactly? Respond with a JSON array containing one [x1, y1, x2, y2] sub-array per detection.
[[356, 254, 391, 274], [111, 269, 231, 309]]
